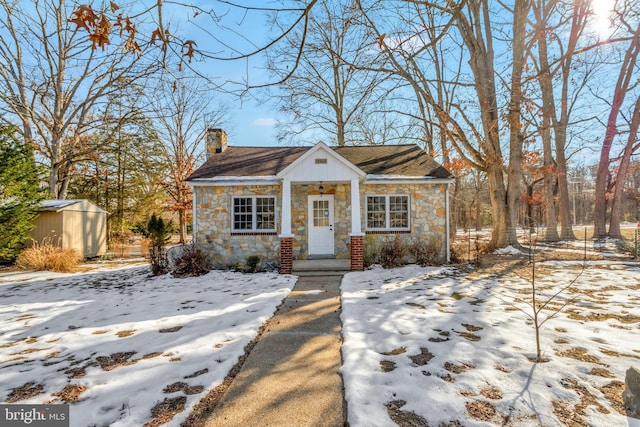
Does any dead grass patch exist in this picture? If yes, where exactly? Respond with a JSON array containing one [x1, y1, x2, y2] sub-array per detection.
[[444, 362, 474, 374], [408, 348, 434, 365], [145, 396, 187, 427], [184, 368, 208, 379], [380, 360, 396, 372], [163, 382, 204, 395], [45, 351, 60, 359], [92, 330, 108, 335], [554, 338, 569, 344], [456, 331, 481, 341], [96, 351, 137, 371], [480, 386, 502, 400], [566, 309, 640, 324], [10, 347, 51, 355], [494, 364, 511, 373], [589, 367, 614, 378], [116, 330, 136, 338], [462, 323, 483, 332], [599, 347, 640, 360], [159, 326, 183, 333], [386, 400, 429, 427], [53, 384, 87, 403], [143, 352, 163, 359], [381, 347, 406, 356], [5, 382, 44, 403], [552, 399, 584, 426], [465, 400, 497, 422], [1, 356, 26, 364], [556, 347, 604, 365], [559, 377, 609, 417], [599, 381, 625, 415], [64, 367, 86, 379]]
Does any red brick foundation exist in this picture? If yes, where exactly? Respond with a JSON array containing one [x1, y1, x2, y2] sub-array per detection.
[[279, 237, 293, 274], [350, 235, 364, 271]]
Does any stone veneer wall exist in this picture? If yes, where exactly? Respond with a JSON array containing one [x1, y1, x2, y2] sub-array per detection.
[[193, 185, 281, 267], [361, 183, 448, 261], [194, 181, 448, 267]]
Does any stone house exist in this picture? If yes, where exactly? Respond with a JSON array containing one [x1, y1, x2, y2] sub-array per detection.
[[186, 129, 454, 273]]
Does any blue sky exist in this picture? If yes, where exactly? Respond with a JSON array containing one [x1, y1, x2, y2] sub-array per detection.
[[164, 1, 297, 147]]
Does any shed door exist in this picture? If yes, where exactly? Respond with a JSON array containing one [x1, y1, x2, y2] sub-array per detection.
[[308, 195, 334, 256]]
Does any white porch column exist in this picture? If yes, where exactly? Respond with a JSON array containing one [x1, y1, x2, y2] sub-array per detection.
[[191, 187, 197, 242], [280, 179, 293, 237], [445, 183, 451, 263], [350, 179, 363, 235]]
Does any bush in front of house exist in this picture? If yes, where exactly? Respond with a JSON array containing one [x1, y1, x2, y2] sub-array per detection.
[[16, 238, 82, 272], [245, 255, 261, 273], [379, 236, 407, 268], [147, 214, 173, 276], [171, 244, 209, 278], [411, 236, 443, 266]]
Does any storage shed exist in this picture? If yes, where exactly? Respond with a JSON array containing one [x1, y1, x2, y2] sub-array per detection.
[[31, 199, 107, 258]]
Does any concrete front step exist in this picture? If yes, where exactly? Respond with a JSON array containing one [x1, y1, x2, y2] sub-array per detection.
[[292, 259, 351, 275]]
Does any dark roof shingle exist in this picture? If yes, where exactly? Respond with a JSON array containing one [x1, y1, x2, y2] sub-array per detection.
[[187, 144, 452, 180]]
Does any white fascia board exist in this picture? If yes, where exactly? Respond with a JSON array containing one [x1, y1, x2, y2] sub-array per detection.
[[364, 175, 455, 185], [187, 176, 279, 187], [276, 141, 365, 179]]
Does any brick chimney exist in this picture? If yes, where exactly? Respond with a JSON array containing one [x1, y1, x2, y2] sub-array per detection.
[[206, 128, 227, 159]]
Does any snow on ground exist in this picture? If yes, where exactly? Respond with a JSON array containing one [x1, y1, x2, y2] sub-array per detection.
[[341, 262, 640, 426], [0, 265, 295, 426]]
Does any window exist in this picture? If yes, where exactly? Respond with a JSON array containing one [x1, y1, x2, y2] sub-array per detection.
[[233, 197, 276, 232], [366, 195, 409, 230]]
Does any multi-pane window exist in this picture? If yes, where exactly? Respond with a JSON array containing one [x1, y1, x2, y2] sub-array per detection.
[[366, 195, 409, 230], [233, 197, 276, 231]]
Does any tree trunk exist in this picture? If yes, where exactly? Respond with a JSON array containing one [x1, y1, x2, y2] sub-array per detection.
[[594, 24, 640, 237], [609, 96, 640, 238], [506, 0, 529, 247]]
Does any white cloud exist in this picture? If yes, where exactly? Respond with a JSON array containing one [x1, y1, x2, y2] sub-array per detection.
[[252, 117, 277, 127]]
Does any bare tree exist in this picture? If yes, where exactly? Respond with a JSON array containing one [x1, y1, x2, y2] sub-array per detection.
[[150, 77, 229, 243], [594, 2, 640, 237], [355, 0, 531, 248], [609, 95, 640, 237], [266, 0, 390, 146], [0, 0, 157, 199]]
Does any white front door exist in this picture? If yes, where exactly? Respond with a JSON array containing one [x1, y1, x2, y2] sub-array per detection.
[[308, 195, 335, 256]]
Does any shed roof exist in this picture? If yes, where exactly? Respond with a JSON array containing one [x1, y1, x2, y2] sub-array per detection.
[[38, 199, 108, 213], [187, 144, 452, 180]]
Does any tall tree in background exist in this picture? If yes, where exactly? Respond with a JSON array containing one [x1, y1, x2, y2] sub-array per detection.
[[0, 127, 43, 261], [69, 83, 167, 240], [593, 4, 640, 238], [531, 0, 594, 241], [267, 0, 388, 146], [150, 78, 229, 243], [0, 0, 157, 199]]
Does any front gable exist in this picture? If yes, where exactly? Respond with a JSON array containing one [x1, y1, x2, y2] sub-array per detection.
[[276, 142, 365, 183]]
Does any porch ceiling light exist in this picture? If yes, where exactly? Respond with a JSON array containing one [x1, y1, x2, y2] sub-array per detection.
[[319, 184, 324, 195]]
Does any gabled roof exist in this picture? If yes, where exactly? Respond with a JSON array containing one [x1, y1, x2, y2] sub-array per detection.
[[187, 144, 452, 181]]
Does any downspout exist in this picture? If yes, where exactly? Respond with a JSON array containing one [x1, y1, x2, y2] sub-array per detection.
[[445, 183, 450, 263]]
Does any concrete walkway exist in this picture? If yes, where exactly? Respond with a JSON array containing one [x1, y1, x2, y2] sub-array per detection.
[[203, 274, 346, 427]]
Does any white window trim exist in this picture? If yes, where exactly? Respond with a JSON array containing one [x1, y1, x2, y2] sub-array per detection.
[[365, 194, 410, 231], [231, 196, 277, 232]]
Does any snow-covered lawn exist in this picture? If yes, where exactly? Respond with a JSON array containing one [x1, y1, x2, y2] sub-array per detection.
[[0, 264, 295, 426], [2, 253, 639, 427], [341, 261, 640, 426]]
